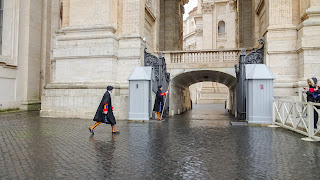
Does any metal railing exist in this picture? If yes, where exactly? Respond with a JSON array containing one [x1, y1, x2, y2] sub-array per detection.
[[273, 99, 320, 141], [162, 49, 240, 64]]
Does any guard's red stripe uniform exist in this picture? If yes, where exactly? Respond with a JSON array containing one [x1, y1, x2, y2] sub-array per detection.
[[103, 103, 113, 113], [160, 92, 167, 96]]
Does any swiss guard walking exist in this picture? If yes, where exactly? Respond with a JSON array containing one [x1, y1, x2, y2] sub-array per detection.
[[89, 86, 120, 134], [153, 85, 168, 120]]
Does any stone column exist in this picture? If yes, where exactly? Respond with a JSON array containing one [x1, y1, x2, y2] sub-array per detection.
[[0, 0, 23, 110], [69, 0, 113, 27], [195, 28, 203, 50], [61, 0, 70, 27], [266, 0, 299, 96], [118, 0, 145, 83], [19, 0, 43, 110], [202, 3, 214, 49], [159, 0, 185, 51], [297, 1, 320, 87], [238, 0, 254, 48], [111, 0, 146, 120]]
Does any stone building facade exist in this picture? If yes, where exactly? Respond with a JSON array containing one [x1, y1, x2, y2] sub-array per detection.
[[0, 0, 319, 119], [40, 0, 187, 119], [183, 0, 237, 104], [0, 0, 42, 111]]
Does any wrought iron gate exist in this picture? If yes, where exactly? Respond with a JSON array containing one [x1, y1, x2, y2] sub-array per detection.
[[144, 48, 170, 116], [235, 39, 265, 120]]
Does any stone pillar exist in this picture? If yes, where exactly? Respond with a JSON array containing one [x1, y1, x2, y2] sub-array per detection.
[[61, 0, 70, 27], [202, 3, 214, 49], [113, 0, 146, 119], [0, 0, 22, 110], [19, 0, 42, 110], [265, 0, 299, 96], [118, 0, 145, 83], [159, 0, 184, 51], [195, 28, 203, 50], [238, 0, 254, 48], [69, 0, 113, 27], [227, 1, 237, 49], [297, 1, 320, 87], [121, 0, 144, 36]]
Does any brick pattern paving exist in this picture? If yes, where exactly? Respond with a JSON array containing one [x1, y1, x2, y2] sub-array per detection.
[[0, 104, 320, 179]]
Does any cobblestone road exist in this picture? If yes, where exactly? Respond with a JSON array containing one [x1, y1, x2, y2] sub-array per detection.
[[1, 104, 320, 179]]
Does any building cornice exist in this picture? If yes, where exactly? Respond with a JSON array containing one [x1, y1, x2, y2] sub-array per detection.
[[145, 4, 156, 22], [183, 31, 196, 39]]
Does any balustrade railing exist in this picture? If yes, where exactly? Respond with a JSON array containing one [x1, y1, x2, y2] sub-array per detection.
[[273, 99, 320, 141], [218, 33, 227, 38], [162, 49, 240, 64]]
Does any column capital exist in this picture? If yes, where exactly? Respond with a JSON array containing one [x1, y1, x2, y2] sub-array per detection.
[[202, 3, 214, 13]]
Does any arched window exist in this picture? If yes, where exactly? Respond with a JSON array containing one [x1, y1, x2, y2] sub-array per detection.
[[218, 21, 226, 38], [218, 21, 225, 34]]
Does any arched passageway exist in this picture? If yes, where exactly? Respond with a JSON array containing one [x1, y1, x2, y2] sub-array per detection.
[[169, 70, 237, 116]]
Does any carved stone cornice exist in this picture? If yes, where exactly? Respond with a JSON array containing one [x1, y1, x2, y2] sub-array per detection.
[[202, 3, 214, 13]]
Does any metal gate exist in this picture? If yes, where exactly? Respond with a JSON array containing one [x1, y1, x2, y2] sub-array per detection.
[[144, 48, 170, 116], [235, 38, 265, 120]]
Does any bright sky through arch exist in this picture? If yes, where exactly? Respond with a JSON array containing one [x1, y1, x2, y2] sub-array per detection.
[[183, 0, 197, 20]]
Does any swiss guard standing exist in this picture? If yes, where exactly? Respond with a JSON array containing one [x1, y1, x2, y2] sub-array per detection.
[[89, 86, 120, 134], [153, 85, 168, 120]]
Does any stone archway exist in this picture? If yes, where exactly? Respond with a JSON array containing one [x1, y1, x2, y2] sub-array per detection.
[[169, 70, 237, 116]]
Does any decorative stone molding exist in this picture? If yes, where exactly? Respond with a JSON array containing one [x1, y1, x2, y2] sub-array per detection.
[[255, 0, 264, 15], [195, 28, 203, 36], [145, 5, 156, 22], [202, 3, 214, 13], [229, 0, 237, 11], [58, 24, 116, 33]]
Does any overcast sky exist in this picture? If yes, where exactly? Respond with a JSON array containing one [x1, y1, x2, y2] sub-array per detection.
[[183, 0, 198, 20]]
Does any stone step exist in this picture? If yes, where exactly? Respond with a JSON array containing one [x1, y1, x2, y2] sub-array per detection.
[[230, 120, 248, 126]]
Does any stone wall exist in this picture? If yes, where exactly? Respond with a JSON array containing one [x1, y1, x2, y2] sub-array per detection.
[[41, 85, 128, 119], [296, 0, 320, 90], [239, 0, 254, 48], [2, 0, 319, 120], [40, 0, 165, 119], [159, 0, 185, 51], [0, 0, 42, 111], [169, 85, 192, 115], [189, 82, 228, 104]]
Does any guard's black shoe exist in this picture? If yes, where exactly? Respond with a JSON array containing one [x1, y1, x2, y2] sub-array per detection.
[[89, 127, 94, 135], [112, 131, 120, 134]]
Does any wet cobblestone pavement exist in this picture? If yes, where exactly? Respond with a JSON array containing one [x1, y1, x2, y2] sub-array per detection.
[[1, 104, 320, 179]]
